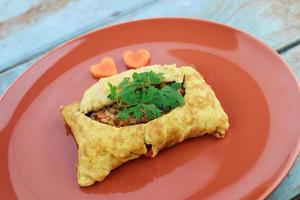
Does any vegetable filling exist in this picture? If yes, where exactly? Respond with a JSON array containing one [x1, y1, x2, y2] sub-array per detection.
[[86, 71, 185, 127]]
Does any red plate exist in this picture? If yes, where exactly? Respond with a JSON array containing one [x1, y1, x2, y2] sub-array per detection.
[[1, 18, 300, 200]]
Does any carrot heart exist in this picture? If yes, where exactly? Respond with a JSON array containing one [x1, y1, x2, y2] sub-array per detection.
[[123, 49, 151, 69], [90, 56, 118, 78]]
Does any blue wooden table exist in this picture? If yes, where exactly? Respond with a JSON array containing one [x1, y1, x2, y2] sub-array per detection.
[[0, 1, 299, 199]]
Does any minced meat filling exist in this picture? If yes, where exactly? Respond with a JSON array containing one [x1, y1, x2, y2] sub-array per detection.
[[86, 82, 185, 127]]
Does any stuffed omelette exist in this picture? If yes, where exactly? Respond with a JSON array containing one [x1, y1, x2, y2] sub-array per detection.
[[60, 64, 229, 187]]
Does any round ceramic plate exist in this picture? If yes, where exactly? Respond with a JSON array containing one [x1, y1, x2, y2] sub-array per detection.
[[1, 18, 300, 200]]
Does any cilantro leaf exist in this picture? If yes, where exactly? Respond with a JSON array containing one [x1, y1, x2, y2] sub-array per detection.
[[118, 108, 130, 120], [128, 105, 143, 119], [142, 104, 162, 119], [120, 87, 141, 106], [108, 83, 117, 101], [170, 82, 182, 90], [154, 85, 184, 111], [148, 71, 164, 85], [107, 70, 184, 122], [132, 71, 164, 87], [141, 86, 159, 103], [119, 77, 130, 89]]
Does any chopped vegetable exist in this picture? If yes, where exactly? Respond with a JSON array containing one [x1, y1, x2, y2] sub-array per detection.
[[90, 56, 118, 78], [97, 112, 107, 119], [123, 49, 151, 69]]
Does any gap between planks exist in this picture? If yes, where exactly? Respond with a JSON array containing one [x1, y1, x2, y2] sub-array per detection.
[[2, 0, 300, 74], [277, 39, 300, 54]]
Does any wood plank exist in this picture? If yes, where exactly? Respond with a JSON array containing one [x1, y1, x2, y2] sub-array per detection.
[[114, 0, 300, 50], [268, 156, 300, 200], [0, 0, 40, 22], [282, 44, 300, 79], [1, 0, 300, 73], [0, 0, 157, 72]]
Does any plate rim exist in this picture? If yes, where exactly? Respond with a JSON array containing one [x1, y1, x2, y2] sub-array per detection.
[[1, 17, 300, 199]]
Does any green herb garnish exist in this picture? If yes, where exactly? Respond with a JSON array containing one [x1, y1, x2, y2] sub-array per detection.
[[108, 71, 184, 120]]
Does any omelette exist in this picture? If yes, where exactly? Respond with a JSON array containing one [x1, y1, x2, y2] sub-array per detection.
[[60, 64, 229, 187]]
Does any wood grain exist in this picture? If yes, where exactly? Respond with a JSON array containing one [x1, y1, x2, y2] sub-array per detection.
[[268, 156, 300, 200], [1, 0, 300, 72], [282, 44, 300, 79], [0, 0, 71, 38], [0, 0, 157, 72], [0, 0, 40, 22], [115, 0, 300, 49]]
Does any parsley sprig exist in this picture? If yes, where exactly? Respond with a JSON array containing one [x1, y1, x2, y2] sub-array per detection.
[[108, 71, 184, 120]]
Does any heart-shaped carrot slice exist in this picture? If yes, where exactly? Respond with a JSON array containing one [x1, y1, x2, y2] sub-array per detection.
[[90, 56, 118, 78], [123, 49, 151, 69]]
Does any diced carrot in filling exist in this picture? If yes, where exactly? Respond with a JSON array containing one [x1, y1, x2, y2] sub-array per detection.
[[97, 112, 107, 119]]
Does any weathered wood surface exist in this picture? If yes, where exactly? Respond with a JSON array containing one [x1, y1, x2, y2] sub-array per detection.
[[0, 0, 300, 199], [269, 155, 300, 200], [1, 0, 300, 72], [283, 45, 300, 78], [116, 0, 300, 50], [0, 0, 157, 72]]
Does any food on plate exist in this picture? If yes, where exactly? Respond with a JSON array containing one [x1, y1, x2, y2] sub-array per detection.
[[90, 56, 118, 78], [123, 49, 151, 68], [60, 64, 229, 187]]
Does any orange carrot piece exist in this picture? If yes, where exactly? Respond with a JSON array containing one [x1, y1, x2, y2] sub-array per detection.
[[97, 112, 107, 119], [123, 49, 151, 69], [90, 56, 118, 78]]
